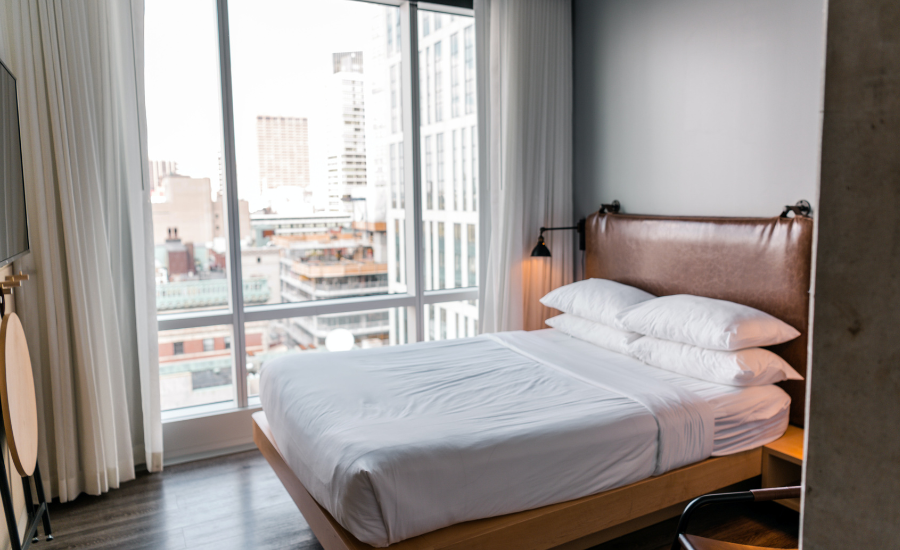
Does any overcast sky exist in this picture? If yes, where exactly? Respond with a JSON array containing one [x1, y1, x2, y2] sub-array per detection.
[[144, 0, 385, 205]]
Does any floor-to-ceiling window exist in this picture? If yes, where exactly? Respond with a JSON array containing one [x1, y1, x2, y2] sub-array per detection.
[[146, 0, 479, 432]]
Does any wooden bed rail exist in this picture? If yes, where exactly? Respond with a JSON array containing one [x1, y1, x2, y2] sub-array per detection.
[[253, 412, 763, 550]]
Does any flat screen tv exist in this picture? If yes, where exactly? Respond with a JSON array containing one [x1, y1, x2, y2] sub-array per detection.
[[0, 58, 29, 269]]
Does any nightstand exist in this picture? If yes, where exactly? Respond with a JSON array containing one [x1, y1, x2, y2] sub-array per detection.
[[761, 425, 804, 511]]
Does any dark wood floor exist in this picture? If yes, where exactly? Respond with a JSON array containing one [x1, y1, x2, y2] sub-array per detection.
[[33, 450, 799, 550]]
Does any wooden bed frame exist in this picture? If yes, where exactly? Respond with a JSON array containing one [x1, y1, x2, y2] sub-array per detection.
[[254, 210, 813, 550]]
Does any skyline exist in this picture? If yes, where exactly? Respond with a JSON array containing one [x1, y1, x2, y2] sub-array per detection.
[[145, 0, 383, 209]]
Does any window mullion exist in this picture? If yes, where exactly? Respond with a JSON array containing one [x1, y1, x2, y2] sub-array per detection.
[[400, 1, 425, 342], [215, 0, 248, 408]]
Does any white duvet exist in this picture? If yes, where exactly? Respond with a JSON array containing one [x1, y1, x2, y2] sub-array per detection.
[[260, 331, 721, 547]]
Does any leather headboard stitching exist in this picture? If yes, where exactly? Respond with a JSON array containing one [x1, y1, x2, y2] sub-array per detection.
[[584, 212, 813, 427]]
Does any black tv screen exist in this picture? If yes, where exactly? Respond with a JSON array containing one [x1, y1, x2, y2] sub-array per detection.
[[0, 58, 28, 269]]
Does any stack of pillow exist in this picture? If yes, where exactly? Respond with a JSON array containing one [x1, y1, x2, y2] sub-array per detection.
[[541, 279, 803, 386]]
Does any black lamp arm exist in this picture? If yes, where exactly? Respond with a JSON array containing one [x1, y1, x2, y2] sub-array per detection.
[[539, 218, 587, 251]]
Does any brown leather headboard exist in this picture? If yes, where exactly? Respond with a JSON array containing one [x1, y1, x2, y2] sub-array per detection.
[[585, 212, 813, 427]]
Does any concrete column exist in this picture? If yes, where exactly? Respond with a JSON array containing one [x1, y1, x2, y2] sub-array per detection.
[[802, 1, 900, 547]]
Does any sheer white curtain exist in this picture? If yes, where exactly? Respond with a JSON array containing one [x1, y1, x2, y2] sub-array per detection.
[[0, 0, 162, 502], [476, 0, 574, 332]]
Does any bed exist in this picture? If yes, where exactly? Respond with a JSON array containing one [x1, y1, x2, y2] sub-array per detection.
[[253, 210, 813, 550]]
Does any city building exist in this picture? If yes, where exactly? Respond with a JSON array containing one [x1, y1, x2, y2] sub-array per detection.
[[368, 9, 480, 345], [327, 52, 368, 212], [149, 159, 178, 192], [256, 115, 311, 195]]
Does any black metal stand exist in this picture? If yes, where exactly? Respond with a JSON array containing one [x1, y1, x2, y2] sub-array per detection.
[[0, 436, 52, 550]]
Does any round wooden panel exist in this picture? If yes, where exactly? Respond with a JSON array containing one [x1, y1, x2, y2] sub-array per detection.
[[0, 313, 38, 477]]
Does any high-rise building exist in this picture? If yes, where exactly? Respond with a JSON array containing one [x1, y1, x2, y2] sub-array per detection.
[[368, 10, 480, 344], [256, 115, 311, 194], [327, 52, 368, 212]]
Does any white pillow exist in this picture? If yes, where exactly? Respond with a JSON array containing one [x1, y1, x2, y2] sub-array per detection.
[[616, 294, 800, 351], [628, 336, 803, 386], [540, 279, 655, 327], [546, 314, 641, 355]]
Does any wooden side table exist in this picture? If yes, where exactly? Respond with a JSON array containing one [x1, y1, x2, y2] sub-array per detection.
[[761, 425, 804, 512]]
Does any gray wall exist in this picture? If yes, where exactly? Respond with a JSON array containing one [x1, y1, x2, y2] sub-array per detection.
[[802, 0, 900, 546], [573, 0, 827, 219]]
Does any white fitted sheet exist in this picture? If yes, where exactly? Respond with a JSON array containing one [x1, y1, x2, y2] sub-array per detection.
[[260, 329, 788, 547]]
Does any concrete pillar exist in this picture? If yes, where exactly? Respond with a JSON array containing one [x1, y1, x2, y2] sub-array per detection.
[[802, 1, 900, 547]]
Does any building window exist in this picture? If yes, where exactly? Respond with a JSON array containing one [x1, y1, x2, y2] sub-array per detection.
[[450, 33, 460, 118], [461, 129, 467, 211], [390, 143, 397, 208], [439, 222, 446, 289], [468, 224, 476, 287], [173, 342, 184, 355], [454, 223, 462, 288], [426, 221, 433, 290], [426, 46, 432, 125], [452, 130, 458, 211], [395, 219, 402, 283], [399, 147, 405, 208], [425, 136, 433, 209], [437, 133, 445, 210], [471, 126, 478, 212], [390, 64, 399, 134], [428, 305, 435, 340], [464, 25, 474, 115], [434, 40, 443, 123], [203, 338, 214, 352], [395, 9, 401, 54]]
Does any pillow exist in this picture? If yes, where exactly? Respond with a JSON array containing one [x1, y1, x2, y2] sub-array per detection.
[[540, 279, 655, 327], [546, 313, 641, 355], [628, 336, 803, 386], [615, 294, 800, 351]]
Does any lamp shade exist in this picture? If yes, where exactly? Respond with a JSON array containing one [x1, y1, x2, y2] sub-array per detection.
[[531, 235, 551, 257]]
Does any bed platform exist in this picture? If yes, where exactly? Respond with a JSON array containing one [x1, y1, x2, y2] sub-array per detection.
[[254, 411, 761, 550], [254, 209, 813, 549]]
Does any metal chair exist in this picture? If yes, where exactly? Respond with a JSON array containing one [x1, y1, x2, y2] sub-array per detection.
[[672, 486, 801, 550]]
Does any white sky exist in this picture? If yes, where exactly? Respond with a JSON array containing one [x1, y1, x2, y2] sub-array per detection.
[[144, 0, 385, 206]]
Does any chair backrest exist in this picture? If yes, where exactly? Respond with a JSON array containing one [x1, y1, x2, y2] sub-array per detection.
[[0, 312, 38, 477]]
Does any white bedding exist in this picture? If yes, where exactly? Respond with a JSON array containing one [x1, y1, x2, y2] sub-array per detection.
[[259, 329, 788, 547]]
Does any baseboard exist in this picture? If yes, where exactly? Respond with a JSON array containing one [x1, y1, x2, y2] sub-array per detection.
[[163, 442, 258, 467]]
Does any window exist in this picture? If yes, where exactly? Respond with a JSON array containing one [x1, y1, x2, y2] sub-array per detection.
[[390, 64, 399, 134], [394, 219, 401, 283], [471, 126, 478, 211], [148, 1, 479, 424], [426, 47, 432, 125], [468, 224, 477, 287], [454, 223, 462, 287], [425, 136, 433, 209], [464, 26, 475, 115], [461, 129, 467, 210], [452, 130, 458, 211], [450, 33, 460, 119], [434, 41, 443, 123], [439, 222, 446, 289], [437, 133, 445, 210]]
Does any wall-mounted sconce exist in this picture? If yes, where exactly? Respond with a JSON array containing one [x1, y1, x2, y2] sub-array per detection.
[[530, 219, 586, 257], [780, 200, 812, 218], [530, 201, 621, 257]]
